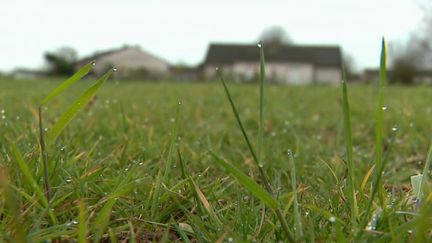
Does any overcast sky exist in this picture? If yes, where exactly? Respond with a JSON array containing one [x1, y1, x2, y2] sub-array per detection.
[[0, 0, 424, 72]]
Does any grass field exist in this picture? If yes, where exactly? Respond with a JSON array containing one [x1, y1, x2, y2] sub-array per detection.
[[1, 71, 432, 241]]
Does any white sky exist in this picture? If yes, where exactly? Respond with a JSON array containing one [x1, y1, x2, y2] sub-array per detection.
[[0, 0, 424, 72]]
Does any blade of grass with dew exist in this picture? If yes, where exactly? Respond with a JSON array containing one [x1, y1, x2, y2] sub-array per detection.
[[375, 37, 387, 207], [341, 66, 359, 227], [38, 63, 95, 201], [212, 153, 278, 210], [359, 37, 387, 237], [288, 150, 303, 239], [257, 42, 265, 165], [47, 70, 112, 142], [40, 61, 95, 106], [217, 68, 295, 243]]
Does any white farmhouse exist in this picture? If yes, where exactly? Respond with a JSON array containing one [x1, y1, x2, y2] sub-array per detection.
[[203, 43, 342, 84], [76, 46, 170, 79]]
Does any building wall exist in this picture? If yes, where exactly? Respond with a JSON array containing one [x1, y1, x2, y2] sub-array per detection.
[[414, 76, 432, 85], [315, 68, 341, 84], [204, 65, 234, 80], [204, 63, 340, 84], [232, 62, 259, 81], [268, 63, 313, 84], [229, 62, 314, 84], [93, 48, 170, 75]]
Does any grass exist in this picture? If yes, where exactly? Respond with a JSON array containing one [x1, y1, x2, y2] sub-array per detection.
[[1, 43, 432, 241]]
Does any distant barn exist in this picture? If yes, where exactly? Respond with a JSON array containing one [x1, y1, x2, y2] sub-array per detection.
[[203, 43, 342, 84], [75, 46, 170, 79]]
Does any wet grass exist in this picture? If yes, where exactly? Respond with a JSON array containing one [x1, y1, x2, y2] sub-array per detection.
[[1, 56, 432, 241]]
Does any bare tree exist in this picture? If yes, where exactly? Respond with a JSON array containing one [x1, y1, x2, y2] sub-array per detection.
[[258, 26, 292, 46], [390, 1, 432, 83], [44, 47, 78, 76]]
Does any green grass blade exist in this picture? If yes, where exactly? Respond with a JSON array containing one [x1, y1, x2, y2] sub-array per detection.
[[420, 144, 432, 198], [92, 197, 117, 243], [190, 176, 222, 225], [9, 144, 48, 207], [150, 101, 181, 217], [217, 69, 260, 167], [341, 67, 359, 227], [217, 63, 295, 243], [9, 144, 58, 224], [108, 228, 118, 243], [77, 200, 88, 243], [359, 37, 387, 235], [288, 150, 303, 239], [257, 43, 265, 164], [216, 70, 272, 192], [411, 144, 432, 205], [0, 171, 26, 243], [40, 61, 95, 106], [212, 154, 278, 210], [375, 37, 387, 203], [47, 70, 112, 142], [163, 101, 181, 179]]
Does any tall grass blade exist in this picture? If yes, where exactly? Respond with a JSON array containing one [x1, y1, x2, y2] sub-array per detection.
[[375, 37, 387, 204], [163, 101, 181, 179], [217, 62, 295, 243], [47, 70, 112, 142], [40, 61, 95, 106], [216, 69, 271, 192], [38, 106, 51, 201], [288, 150, 303, 239], [359, 37, 387, 235], [38, 61, 95, 201], [419, 143, 432, 201], [212, 154, 278, 210], [341, 67, 359, 226], [257, 42, 265, 164]]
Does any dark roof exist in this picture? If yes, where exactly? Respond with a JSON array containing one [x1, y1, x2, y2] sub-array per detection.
[[204, 43, 342, 67]]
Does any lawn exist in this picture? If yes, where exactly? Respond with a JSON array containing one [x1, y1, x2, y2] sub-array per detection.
[[1, 75, 432, 241]]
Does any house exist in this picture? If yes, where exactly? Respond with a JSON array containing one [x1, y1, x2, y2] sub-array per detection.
[[202, 43, 342, 84], [75, 45, 170, 79]]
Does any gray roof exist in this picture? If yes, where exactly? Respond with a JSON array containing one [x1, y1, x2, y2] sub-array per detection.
[[204, 43, 342, 67]]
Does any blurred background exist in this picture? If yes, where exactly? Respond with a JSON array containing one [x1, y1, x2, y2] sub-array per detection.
[[0, 0, 431, 84]]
